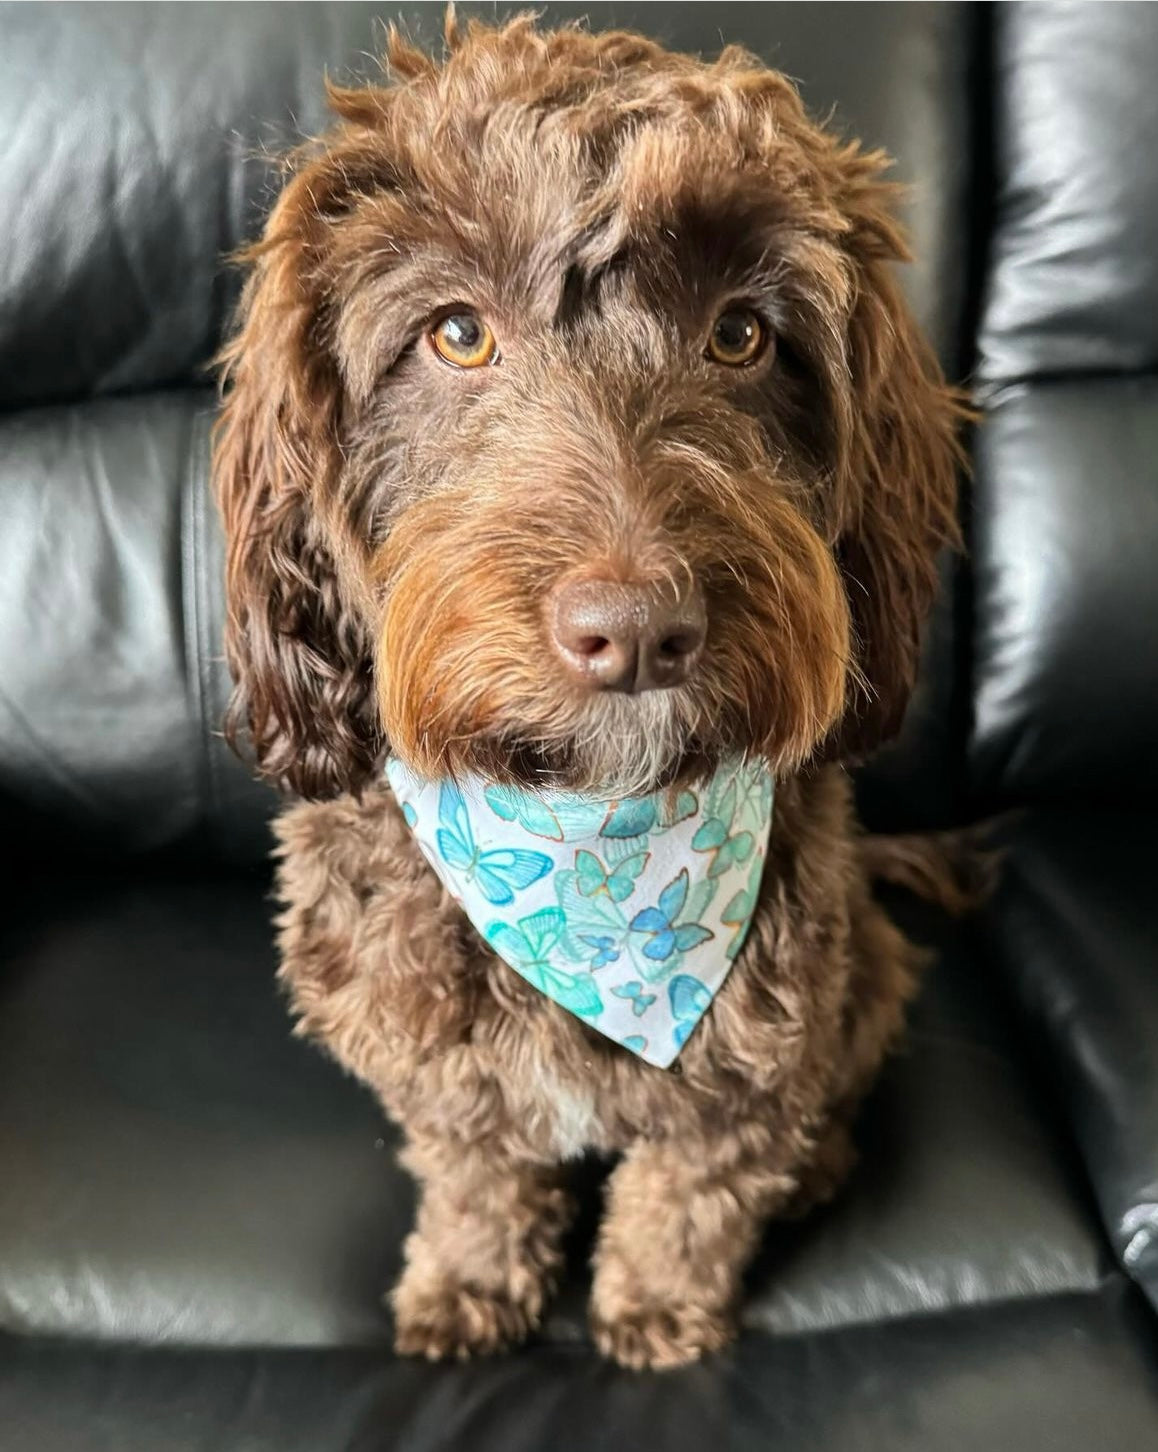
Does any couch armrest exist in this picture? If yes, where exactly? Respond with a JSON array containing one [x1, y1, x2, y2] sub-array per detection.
[[986, 810, 1158, 1306]]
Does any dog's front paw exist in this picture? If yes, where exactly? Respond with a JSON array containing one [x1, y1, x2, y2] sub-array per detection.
[[392, 1267, 540, 1361], [591, 1299, 734, 1371]]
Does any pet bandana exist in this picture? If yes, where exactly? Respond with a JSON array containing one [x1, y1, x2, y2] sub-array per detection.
[[385, 756, 774, 1069]]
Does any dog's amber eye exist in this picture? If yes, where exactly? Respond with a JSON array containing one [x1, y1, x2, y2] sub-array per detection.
[[707, 308, 767, 367], [431, 312, 498, 369]]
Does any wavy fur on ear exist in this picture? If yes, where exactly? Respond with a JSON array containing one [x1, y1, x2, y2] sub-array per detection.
[[213, 143, 385, 799], [826, 153, 967, 758]]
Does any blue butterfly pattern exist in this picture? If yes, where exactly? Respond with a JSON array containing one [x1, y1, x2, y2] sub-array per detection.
[[600, 789, 698, 841], [612, 980, 658, 1017], [486, 909, 603, 1018], [575, 848, 649, 902], [721, 853, 765, 960], [691, 778, 755, 880], [437, 781, 552, 906], [669, 974, 713, 1049], [731, 762, 774, 837], [386, 755, 773, 1069], [485, 784, 607, 841], [579, 934, 621, 969], [628, 868, 714, 963]]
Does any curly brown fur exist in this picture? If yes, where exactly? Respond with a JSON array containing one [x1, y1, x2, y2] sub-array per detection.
[[215, 12, 965, 1369], [861, 822, 1004, 918]]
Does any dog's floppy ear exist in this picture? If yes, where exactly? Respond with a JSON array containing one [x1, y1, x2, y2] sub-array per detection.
[[213, 138, 383, 800], [825, 156, 965, 761], [213, 31, 456, 798]]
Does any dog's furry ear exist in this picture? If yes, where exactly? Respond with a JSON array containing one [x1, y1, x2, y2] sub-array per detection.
[[213, 147, 382, 800], [825, 156, 965, 761]]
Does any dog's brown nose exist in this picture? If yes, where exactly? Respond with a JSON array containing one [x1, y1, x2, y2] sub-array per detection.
[[549, 578, 706, 693]]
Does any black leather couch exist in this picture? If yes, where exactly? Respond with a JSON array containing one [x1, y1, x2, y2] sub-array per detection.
[[2, 4, 1157, 1447]]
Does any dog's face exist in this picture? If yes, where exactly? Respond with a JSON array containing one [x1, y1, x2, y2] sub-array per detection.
[[215, 17, 961, 800]]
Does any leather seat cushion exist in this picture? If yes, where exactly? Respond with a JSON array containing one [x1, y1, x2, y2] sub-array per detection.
[[0, 871, 1106, 1348], [2, 1282, 1157, 1452]]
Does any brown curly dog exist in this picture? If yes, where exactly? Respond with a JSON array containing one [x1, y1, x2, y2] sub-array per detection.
[[213, 13, 964, 1370]]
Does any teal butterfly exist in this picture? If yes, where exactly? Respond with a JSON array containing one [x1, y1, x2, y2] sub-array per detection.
[[483, 784, 564, 841], [484, 784, 607, 841], [730, 760, 774, 834], [486, 909, 603, 1018], [721, 854, 765, 959], [600, 789, 698, 840], [437, 782, 552, 906], [578, 934, 621, 968], [575, 848, 649, 903], [554, 868, 660, 979], [622, 1034, 648, 1054], [692, 778, 755, 879], [612, 980, 657, 1017], [628, 869, 714, 962], [691, 816, 754, 879], [669, 973, 712, 1049]]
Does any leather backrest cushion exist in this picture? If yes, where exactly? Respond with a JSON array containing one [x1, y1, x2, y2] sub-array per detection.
[[971, 379, 1158, 808], [0, 2, 975, 858], [979, 2, 1158, 383], [0, 392, 273, 863], [0, 3, 973, 407], [971, 2, 1158, 807], [0, 2, 387, 407]]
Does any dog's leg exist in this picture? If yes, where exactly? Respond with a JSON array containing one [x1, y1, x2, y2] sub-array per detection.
[[590, 1133, 796, 1369], [393, 1131, 573, 1360]]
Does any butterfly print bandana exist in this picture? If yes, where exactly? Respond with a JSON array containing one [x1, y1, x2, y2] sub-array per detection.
[[385, 756, 774, 1069]]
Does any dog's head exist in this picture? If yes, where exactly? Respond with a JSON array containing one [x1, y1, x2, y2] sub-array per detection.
[[215, 15, 962, 801]]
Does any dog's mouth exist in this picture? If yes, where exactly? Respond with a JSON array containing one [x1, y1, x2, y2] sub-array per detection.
[[500, 740, 710, 798], [446, 686, 732, 800]]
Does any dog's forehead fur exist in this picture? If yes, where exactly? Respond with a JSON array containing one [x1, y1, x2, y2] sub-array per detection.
[[323, 20, 871, 395], [334, 16, 841, 207]]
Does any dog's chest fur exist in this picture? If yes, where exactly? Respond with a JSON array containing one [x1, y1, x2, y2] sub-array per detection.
[[529, 1060, 602, 1159], [273, 774, 886, 1165]]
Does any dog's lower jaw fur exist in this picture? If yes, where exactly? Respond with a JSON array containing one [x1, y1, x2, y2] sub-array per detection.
[[274, 763, 920, 1369]]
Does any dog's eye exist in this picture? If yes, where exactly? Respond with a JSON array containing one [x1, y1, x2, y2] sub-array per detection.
[[707, 308, 768, 367], [430, 312, 498, 369]]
